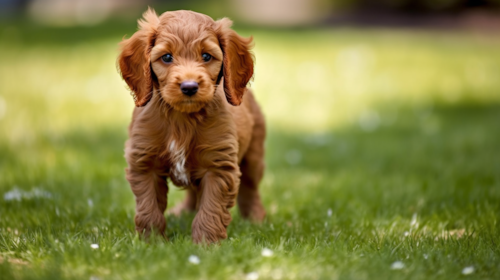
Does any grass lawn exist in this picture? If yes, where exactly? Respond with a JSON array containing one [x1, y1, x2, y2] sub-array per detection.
[[1, 18, 500, 279]]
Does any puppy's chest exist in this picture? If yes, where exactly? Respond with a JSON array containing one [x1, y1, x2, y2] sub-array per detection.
[[165, 140, 192, 187]]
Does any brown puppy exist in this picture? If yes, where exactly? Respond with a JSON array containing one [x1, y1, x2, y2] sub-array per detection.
[[118, 9, 266, 243]]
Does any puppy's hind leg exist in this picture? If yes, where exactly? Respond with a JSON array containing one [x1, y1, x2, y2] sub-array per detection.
[[238, 110, 266, 222]]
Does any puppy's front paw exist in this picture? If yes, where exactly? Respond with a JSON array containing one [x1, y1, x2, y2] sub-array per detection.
[[135, 211, 167, 238], [191, 215, 227, 244]]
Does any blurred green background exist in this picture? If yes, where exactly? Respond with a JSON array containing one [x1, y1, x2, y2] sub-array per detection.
[[1, 1, 500, 279]]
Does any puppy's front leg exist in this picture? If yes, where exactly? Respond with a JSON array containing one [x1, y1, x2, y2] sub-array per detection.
[[192, 170, 239, 244], [125, 150, 168, 238]]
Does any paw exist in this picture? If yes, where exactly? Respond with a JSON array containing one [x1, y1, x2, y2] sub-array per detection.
[[240, 202, 266, 222], [191, 215, 227, 244], [135, 211, 166, 238], [248, 205, 266, 222]]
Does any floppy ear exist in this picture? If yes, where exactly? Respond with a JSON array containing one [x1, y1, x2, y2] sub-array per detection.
[[118, 8, 159, 107], [215, 18, 254, 106]]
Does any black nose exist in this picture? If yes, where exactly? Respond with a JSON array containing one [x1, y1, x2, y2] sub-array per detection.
[[180, 81, 198, 96]]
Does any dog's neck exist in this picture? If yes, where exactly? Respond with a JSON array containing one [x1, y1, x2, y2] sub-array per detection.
[[146, 87, 226, 151]]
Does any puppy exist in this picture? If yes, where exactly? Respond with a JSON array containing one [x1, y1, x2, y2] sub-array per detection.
[[118, 9, 266, 243]]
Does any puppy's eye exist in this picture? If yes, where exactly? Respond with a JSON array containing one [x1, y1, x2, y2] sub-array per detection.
[[202, 53, 212, 62], [161, 54, 173, 63]]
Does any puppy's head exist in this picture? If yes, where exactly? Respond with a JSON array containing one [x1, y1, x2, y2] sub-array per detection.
[[118, 9, 254, 113]]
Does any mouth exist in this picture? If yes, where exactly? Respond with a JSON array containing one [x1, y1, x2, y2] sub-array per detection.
[[180, 99, 196, 104], [171, 98, 207, 113]]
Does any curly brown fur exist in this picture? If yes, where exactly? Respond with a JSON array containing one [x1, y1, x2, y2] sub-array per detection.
[[118, 9, 266, 244]]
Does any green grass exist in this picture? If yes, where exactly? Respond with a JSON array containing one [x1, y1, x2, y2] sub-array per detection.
[[1, 19, 500, 279]]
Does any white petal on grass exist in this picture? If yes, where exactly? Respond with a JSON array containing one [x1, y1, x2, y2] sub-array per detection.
[[188, 255, 200, 265], [4, 187, 52, 201], [246, 272, 259, 280], [423, 254, 428, 260], [4, 188, 22, 201], [261, 248, 273, 257], [327, 208, 332, 217], [90, 244, 99, 249], [390, 261, 405, 270], [462, 266, 475, 275], [410, 213, 418, 227]]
